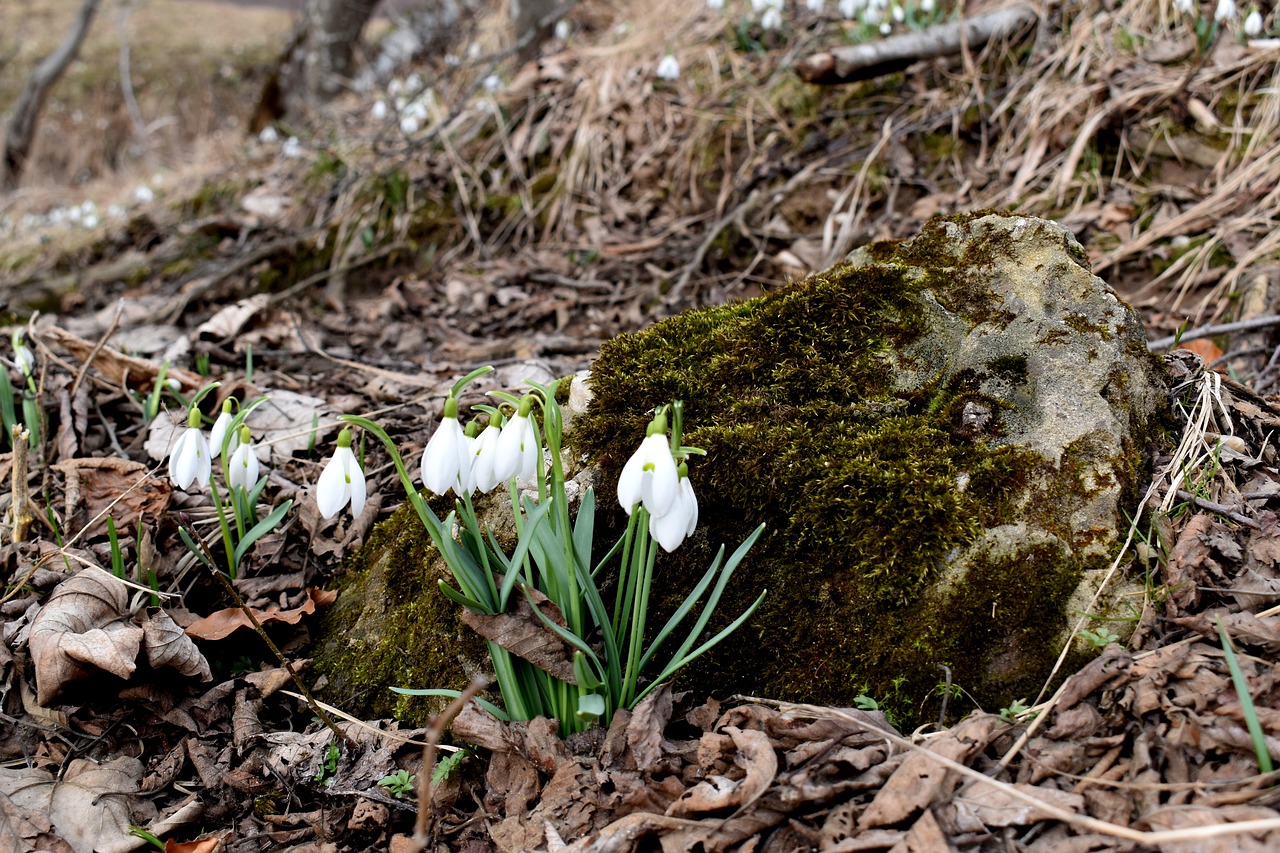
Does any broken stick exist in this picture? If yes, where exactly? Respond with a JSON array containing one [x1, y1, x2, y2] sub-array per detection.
[[795, 4, 1039, 85]]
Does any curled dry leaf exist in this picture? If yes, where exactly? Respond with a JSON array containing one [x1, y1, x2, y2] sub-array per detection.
[[0, 757, 156, 853], [184, 588, 338, 641], [141, 608, 212, 681], [52, 456, 172, 537], [460, 584, 577, 683], [29, 567, 142, 705]]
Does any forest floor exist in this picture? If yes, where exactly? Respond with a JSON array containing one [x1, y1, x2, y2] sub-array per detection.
[[3, 0, 1280, 851]]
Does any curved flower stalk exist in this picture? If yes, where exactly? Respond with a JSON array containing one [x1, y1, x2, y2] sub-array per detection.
[[209, 399, 240, 459], [357, 369, 766, 736]]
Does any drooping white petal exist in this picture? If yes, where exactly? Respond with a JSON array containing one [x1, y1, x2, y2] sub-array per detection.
[[349, 451, 367, 516], [229, 441, 259, 491], [422, 417, 468, 495], [1246, 9, 1263, 35], [209, 411, 235, 458], [680, 476, 699, 537], [494, 414, 538, 483], [471, 425, 503, 493], [639, 434, 679, 517], [169, 427, 211, 490], [317, 446, 358, 519], [616, 441, 649, 514]]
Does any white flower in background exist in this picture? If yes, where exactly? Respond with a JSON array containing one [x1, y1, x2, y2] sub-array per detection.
[[107, 204, 126, 220], [807, 0, 825, 11], [371, 100, 389, 120], [892, 4, 905, 22], [880, 19, 892, 33], [422, 397, 474, 496], [317, 428, 366, 520], [839, 0, 861, 18], [1174, 0, 1195, 14], [555, 18, 571, 39], [169, 408, 212, 491], [133, 185, 154, 204], [12, 332, 34, 378], [258, 126, 279, 143], [707, 0, 725, 7], [493, 399, 540, 483], [921, 0, 935, 12], [399, 114, 421, 135], [649, 467, 698, 552], [1245, 8, 1264, 34], [228, 427, 260, 491], [864, 5, 883, 25], [617, 416, 679, 518], [482, 74, 503, 93], [762, 7, 783, 29], [470, 419, 504, 494], [209, 400, 238, 458], [282, 136, 305, 158], [656, 53, 680, 81], [1215, 0, 1236, 21], [751, 0, 768, 10]]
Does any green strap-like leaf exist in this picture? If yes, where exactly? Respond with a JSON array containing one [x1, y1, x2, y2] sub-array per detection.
[[233, 499, 294, 565]]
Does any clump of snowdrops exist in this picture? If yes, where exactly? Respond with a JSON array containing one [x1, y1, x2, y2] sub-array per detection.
[[324, 367, 766, 735]]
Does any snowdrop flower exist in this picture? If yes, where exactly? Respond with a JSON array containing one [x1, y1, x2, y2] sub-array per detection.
[[751, 0, 768, 10], [656, 53, 680, 81], [228, 427, 260, 491], [1174, 0, 1195, 14], [371, 99, 389, 121], [258, 126, 279, 144], [493, 397, 540, 484], [920, 0, 935, 12], [707, 0, 725, 7], [422, 395, 473, 496], [1216, 0, 1236, 21], [1245, 8, 1264, 34], [317, 428, 366, 520], [880, 19, 892, 33], [209, 399, 238, 458], [892, 4, 904, 22], [169, 408, 212, 491], [399, 114, 421, 135], [482, 74, 503, 93], [839, 0, 862, 18], [133, 185, 154, 204], [12, 332, 34, 378], [649, 466, 698, 552], [470, 418, 504, 494], [282, 136, 305, 159], [807, 0, 825, 11], [555, 18, 571, 40], [762, 7, 783, 29], [617, 413, 679, 518]]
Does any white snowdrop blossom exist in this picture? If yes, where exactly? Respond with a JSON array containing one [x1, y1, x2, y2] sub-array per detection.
[[921, 0, 935, 11], [1174, 0, 1196, 15], [880, 19, 892, 33], [317, 428, 366, 520], [482, 74, 503, 93], [616, 416, 679, 518], [1246, 8, 1264, 34], [470, 420, 504, 494], [762, 7, 783, 29], [169, 408, 212, 491], [371, 99, 389, 120], [133, 185, 154, 204], [228, 427, 260, 491], [493, 398, 540, 483], [1216, 0, 1236, 21], [839, 0, 861, 18], [282, 136, 305, 159], [707, 0, 725, 8], [555, 18, 571, 39], [807, 0, 825, 11], [209, 400, 238, 459], [751, 0, 768, 10], [399, 114, 421, 135], [258, 126, 279, 143], [656, 53, 680, 81], [12, 332, 33, 377], [421, 396, 474, 497], [649, 467, 698, 552], [892, 4, 905, 22]]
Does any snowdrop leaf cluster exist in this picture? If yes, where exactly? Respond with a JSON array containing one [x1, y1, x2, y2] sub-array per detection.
[[339, 370, 765, 735]]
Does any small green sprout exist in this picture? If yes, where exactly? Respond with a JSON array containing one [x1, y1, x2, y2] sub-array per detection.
[[314, 742, 339, 784], [1000, 698, 1032, 721], [432, 748, 471, 784], [377, 768, 417, 798]]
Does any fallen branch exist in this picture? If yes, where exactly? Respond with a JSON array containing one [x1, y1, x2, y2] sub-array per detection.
[[1147, 314, 1280, 352], [795, 4, 1039, 84]]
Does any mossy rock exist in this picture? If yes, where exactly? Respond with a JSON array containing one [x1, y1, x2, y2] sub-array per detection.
[[313, 212, 1167, 727]]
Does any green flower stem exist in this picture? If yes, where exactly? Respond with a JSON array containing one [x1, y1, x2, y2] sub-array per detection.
[[207, 478, 238, 579]]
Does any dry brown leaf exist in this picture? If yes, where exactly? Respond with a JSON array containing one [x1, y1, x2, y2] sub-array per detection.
[[164, 838, 222, 853], [196, 294, 271, 340], [29, 567, 143, 705], [0, 789, 76, 853], [461, 585, 577, 683], [141, 608, 212, 681], [184, 588, 337, 641], [954, 781, 1085, 827], [53, 457, 172, 537], [0, 757, 155, 853]]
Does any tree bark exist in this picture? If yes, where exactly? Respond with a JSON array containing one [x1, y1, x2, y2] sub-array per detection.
[[302, 0, 380, 102], [1, 0, 102, 191]]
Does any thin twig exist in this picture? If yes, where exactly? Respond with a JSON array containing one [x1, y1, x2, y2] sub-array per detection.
[[412, 677, 489, 851], [1147, 314, 1280, 352], [10, 425, 31, 543], [1174, 489, 1261, 530]]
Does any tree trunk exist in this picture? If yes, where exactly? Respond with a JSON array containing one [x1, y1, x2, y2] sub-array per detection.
[[302, 0, 380, 102], [1, 0, 102, 192]]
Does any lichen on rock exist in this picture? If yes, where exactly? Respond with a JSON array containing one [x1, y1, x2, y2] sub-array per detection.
[[313, 212, 1167, 727]]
